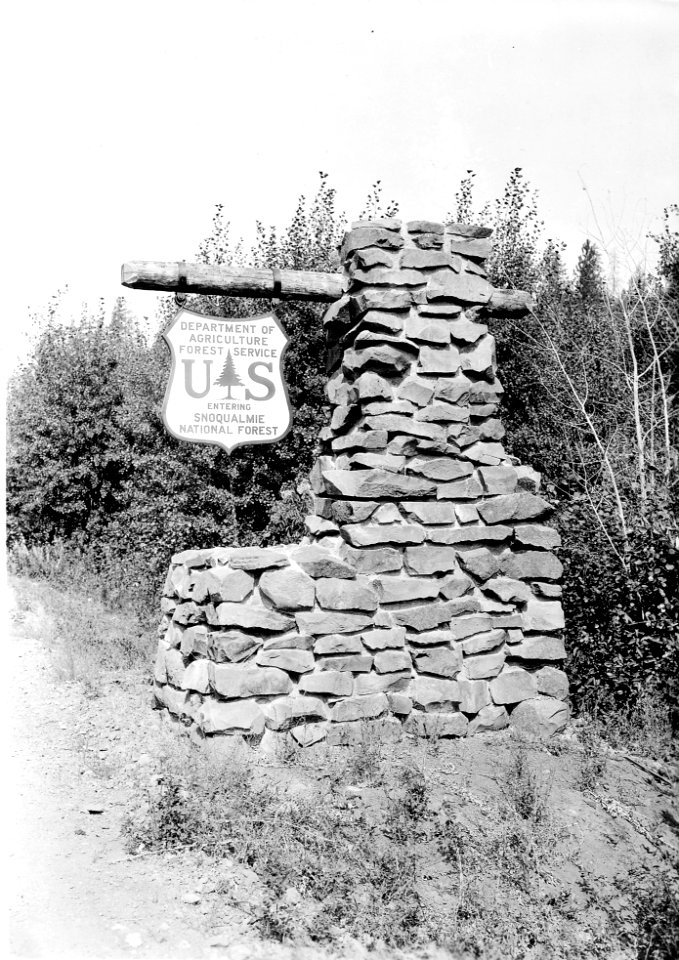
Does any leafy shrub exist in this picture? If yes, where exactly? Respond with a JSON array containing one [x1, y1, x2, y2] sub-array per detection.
[[558, 497, 679, 726]]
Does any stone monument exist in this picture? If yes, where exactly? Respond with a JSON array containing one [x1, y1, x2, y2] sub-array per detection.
[[153, 218, 569, 747]]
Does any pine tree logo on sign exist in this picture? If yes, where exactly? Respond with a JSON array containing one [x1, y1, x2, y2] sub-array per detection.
[[162, 308, 292, 453]]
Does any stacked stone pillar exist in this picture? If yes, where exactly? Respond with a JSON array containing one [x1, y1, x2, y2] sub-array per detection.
[[154, 218, 569, 747]]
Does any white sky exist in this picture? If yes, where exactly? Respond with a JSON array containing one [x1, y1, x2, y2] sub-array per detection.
[[3, 0, 678, 370]]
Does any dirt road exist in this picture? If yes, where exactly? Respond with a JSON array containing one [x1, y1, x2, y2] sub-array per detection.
[[7, 588, 221, 959]]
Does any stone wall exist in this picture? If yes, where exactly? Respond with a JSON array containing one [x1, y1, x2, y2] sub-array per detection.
[[154, 218, 569, 748]]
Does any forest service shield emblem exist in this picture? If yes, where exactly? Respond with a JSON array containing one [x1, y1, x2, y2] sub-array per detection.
[[162, 308, 292, 454]]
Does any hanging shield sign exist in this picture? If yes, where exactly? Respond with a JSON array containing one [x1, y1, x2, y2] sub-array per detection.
[[162, 308, 292, 454]]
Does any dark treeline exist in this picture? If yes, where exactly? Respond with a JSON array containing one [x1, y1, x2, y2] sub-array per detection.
[[7, 172, 678, 719]]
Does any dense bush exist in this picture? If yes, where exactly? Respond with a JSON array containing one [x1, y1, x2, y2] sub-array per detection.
[[557, 499, 679, 722]]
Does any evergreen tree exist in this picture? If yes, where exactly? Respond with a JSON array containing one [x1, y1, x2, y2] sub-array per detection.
[[215, 350, 243, 399], [574, 239, 605, 307]]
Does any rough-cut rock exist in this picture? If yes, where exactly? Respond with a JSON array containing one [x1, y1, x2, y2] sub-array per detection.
[[256, 649, 316, 673], [355, 371, 393, 400], [354, 672, 410, 695], [405, 712, 468, 737], [374, 650, 413, 674], [435, 374, 471, 404], [305, 516, 339, 537], [154, 646, 168, 684], [322, 469, 435, 500], [228, 548, 289, 571], [477, 494, 553, 524], [315, 577, 379, 611], [464, 650, 506, 680], [331, 430, 388, 452], [340, 545, 403, 574], [371, 503, 405, 522], [299, 671, 353, 696], [460, 336, 495, 374], [398, 377, 435, 406], [457, 548, 504, 581], [331, 693, 389, 723], [467, 704, 509, 735], [401, 501, 456, 524], [353, 267, 424, 288], [427, 525, 512, 545], [361, 627, 407, 650], [313, 634, 364, 655], [207, 603, 294, 632], [440, 572, 474, 599], [197, 568, 255, 603], [482, 577, 533, 603], [296, 610, 374, 636], [437, 477, 484, 500], [154, 684, 194, 719], [448, 614, 493, 640], [353, 249, 395, 270], [477, 466, 518, 495], [341, 226, 404, 258], [391, 602, 454, 632], [388, 692, 413, 715], [448, 237, 492, 259], [514, 524, 562, 549], [405, 315, 449, 343], [326, 717, 403, 746], [373, 576, 441, 603], [347, 454, 405, 475], [450, 318, 488, 343], [164, 648, 186, 687], [197, 700, 265, 736], [357, 309, 403, 333], [509, 696, 569, 739], [172, 547, 232, 567], [410, 677, 460, 708], [291, 722, 328, 747], [341, 524, 425, 548], [535, 666, 569, 699], [210, 632, 262, 663], [490, 667, 538, 704], [263, 696, 327, 731], [533, 582, 563, 598], [418, 345, 461, 375], [210, 664, 293, 699], [182, 659, 210, 694], [405, 544, 460, 575], [501, 552, 564, 581], [413, 646, 462, 678], [291, 547, 357, 580], [401, 248, 456, 269], [509, 636, 567, 661], [320, 654, 373, 673], [407, 629, 453, 647], [263, 633, 314, 652], [407, 458, 473, 481], [522, 599, 565, 632], [353, 289, 413, 314], [259, 568, 316, 610], [172, 602, 204, 626], [458, 678, 491, 713], [342, 345, 413, 377], [461, 629, 506, 655], [427, 271, 492, 304], [365, 415, 446, 442]]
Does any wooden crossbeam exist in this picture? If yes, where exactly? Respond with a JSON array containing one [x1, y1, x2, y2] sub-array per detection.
[[121, 261, 346, 303], [120, 260, 534, 315]]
